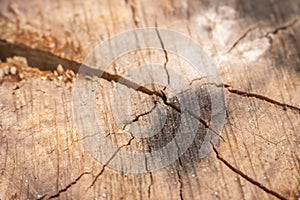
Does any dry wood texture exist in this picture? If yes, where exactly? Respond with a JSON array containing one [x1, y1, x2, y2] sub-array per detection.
[[0, 0, 300, 199]]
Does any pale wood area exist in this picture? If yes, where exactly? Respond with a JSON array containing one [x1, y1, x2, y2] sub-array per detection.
[[0, 0, 300, 199]]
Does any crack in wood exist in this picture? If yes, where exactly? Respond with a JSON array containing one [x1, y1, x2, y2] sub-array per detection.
[[147, 171, 153, 199], [158, 89, 226, 142], [87, 134, 135, 189], [177, 158, 184, 200], [37, 171, 91, 200], [129, 0, 139, 27], [227, 25, 258, 53], [62, 133, 100, 153], [155, 20, 170, 90], [211, 144, 287, 200], [145, 144, 153, 198], [0, 39, 225, 142], [189, 77, 208, 85], [227, 17, 299, 52], [174, 137, 184, 200], [226, 87, 300, 113], [197, 82, 300, 113], [265, 17, 300, 43], [1, 2, 299, 199], [124, 101, 158, 129]]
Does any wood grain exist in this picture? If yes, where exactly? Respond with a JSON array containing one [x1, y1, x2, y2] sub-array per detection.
[[0, 0, 299, 199]]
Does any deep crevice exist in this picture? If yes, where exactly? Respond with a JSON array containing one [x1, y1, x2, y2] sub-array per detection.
[[0, 39, 225, 141]]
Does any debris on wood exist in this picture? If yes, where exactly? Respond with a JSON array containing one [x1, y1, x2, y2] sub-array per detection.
[[18, 72, 24, 80], [10, 66, 17, 75], [0, 68, 3, 78], [6, 56, 28, 67], [53, 64, 76, 82], [65, 69, 76, 81], [56, 64, 64, 75], [0, 56, 76, 83], [53, 70, 58, 76], [3, 65, 10, 75]]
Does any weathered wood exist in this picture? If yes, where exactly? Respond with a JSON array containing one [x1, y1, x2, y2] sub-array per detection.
[[0, 0, 299, 199]]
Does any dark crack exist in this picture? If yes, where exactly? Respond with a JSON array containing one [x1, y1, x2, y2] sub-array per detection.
[[124, 101, 158, 129], [0, 39, 225, 141], [62, 133, 99, 152], [265, 18, 299, 43], [227, 18, 299, 51], [226, 86, 300, 113], [147, 172, 153, 199], [37, 171, 91, 200], [227, 25, 257, 53], [119, 101, 158, 138], [189, 77, 210, 86], [211, 143, 287, 200], [199, 82, 300, 113], [82, 62, 226, 141], [129, 0, 139, 27], [177, 159, 184, 200], [145, 144, 153, 199], [189, 78, 232, 88], [159, 89, 226, 142], [87, 134, 135, 189], [2, 24, 297, 199], [155, 20, 170, 90], [174, 138, 184, 200]]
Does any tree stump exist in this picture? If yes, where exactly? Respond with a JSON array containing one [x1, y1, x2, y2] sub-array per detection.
[[0, 0, 299, 199]]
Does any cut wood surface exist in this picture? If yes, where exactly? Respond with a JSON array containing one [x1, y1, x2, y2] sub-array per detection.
[[0, 0, 299, 199]]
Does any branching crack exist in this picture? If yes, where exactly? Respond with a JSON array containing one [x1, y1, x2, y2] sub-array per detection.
[[0, 39, 224, 141], [37, 171, 91, 200], [265, 18, 299, 43], [2, 19, 298, 199], [159, 90, 226, 142], [87, 134, 135, 189], [86, 67, 226, 141], [211, 144, 287, 200], [227, 18, 299, 52], [123, 101, 158, 130]]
